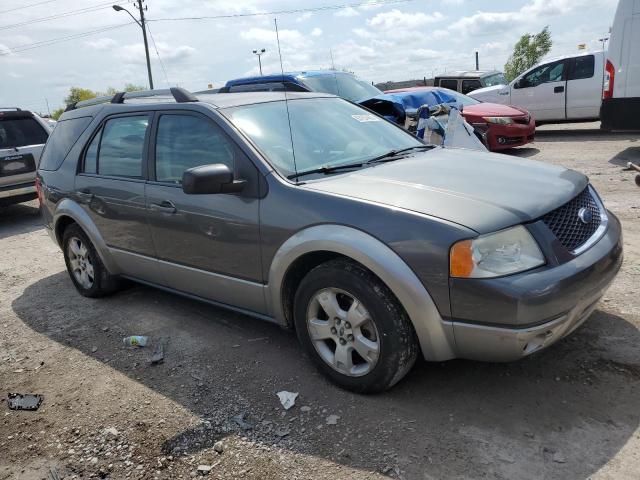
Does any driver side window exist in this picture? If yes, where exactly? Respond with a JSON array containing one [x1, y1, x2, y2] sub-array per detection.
[[519, 60, 565, 88], [154, 114, 235, 184]]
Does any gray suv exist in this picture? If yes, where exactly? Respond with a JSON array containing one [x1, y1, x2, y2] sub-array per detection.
[[38, 88, 622, 392]]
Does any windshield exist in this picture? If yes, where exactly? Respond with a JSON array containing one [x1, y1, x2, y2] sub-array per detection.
[[482, 73, 507, 87], [300, 73, 383, 102], [226, 97, 423, 179]]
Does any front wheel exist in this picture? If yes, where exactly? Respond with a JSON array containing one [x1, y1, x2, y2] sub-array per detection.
[[293, 259, 418, 393]]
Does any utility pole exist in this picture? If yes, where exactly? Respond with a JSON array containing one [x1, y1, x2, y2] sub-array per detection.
[[113, 2, 154, 89], [475, 51, 479, 70], [137, 0, 153, 89]]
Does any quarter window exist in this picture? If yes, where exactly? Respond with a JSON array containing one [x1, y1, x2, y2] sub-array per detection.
[[154, 114, 235, 184], [569, 55, 595, 80], [83, 115, 149, 177], [439, 79, 458, 91], [461, 79, 482, 94]]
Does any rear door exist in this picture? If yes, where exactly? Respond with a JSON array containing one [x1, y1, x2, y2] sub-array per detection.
[[510, 59, 567, 121], [438, 79, 459, 92], [75, 112, 159, 281], [461, 79, 482, 94], [0, 111, 49, 189], [566, 54, 601, 119]]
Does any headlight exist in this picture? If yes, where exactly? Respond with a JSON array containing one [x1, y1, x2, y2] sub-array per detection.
[[450, 225, 545, 278], [483, 116, 515, 125]]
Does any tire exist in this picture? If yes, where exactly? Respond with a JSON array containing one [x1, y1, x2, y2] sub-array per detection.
[[62, 223, 120, 297], [293, 258, 418, 393]]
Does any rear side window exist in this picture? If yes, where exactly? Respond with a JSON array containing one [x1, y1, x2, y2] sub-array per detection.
[[229, 82, 285, 92], [82, 115, 149, 178], [39, 116, 91, 171], [439, 79, 458, 91], [0, 117, 48, 150], [155, 114, 235, 183], [461, 79, 482, 94], [569, 55, 595, 80]]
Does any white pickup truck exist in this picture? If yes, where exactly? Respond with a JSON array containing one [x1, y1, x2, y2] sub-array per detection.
[[469, 51, 604, 123]]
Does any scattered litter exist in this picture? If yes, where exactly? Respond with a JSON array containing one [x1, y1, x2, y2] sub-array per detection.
[[275, 427, 290, 437], [35, 361, 45, 370], [232, 412, 253, 431], [552, 452, 567, 463], [247, 337, 268, 342], [213, 441, 224, 454], [13, 369, 24, 373], [277, 391, 298, 410], [232, 344, 240, 348], [325, 414, 340, 425], [300, 406, 311, 412], [150, 338, 168, 364], [103, 427, 119, 437], [48, 467, 60, 480], [123, 335, 148, 347], [197, 465, 213, 476], [91, 346, 98, 353], [7, 393, 43, 411]]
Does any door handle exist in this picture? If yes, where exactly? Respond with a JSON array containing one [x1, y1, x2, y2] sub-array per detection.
[[554, 86, 565, 93], [76, 188, 93, 202], [151, 200, 177, 214]]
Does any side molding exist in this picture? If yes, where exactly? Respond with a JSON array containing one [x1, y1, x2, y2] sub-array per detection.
[[53, 198, 121, 274], [267, 225, 456, 361]]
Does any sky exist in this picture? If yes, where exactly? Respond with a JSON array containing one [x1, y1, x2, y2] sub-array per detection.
[[0, 0, 619, 114]]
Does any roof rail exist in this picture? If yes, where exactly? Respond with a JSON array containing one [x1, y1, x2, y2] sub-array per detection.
[[65, 87, 199, 111]]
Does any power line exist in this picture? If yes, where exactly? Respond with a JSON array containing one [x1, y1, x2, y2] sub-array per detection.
[[0, 0, 64, 15], [0, 1, 122, 32], [0, 22, 135, 56], [148, 0, 414, 22], [145, 22, 171, 87]]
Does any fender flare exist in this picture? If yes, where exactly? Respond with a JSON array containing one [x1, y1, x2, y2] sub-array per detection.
[[267, 225, 456, 361], [53, 198, 121, 274]]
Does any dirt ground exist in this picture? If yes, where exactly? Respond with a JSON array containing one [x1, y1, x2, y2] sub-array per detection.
[[1, 122, 639, 480]]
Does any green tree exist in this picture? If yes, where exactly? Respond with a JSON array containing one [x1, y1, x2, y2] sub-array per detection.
[[51, 84, 148, 119], [504, 26, 552, 82]]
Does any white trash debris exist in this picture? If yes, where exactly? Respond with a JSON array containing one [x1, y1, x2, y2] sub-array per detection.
[[276, 391, 298, 410], [325, 414, 340, 425]]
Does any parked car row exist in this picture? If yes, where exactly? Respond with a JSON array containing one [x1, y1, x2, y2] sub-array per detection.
[[35, 86, 622, 392]]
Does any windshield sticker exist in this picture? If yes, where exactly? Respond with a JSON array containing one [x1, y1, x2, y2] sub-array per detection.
[[351, 114, 381, 123]]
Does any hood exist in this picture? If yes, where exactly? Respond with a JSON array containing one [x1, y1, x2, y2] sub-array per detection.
[[462, 103, 527, 117], [467, 84, 506, 98], [304, 148, 587, 234]]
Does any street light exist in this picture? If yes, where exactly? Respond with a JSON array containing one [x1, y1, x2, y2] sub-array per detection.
[[113, 2, 154, 89], [253, 48, 266, 76]]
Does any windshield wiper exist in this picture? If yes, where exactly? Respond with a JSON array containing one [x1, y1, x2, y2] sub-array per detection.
[[287, 162, 365, 180], [365, 145, 433, 165]]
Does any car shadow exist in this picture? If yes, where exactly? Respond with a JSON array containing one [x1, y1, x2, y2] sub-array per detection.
[[609, 146, 640, 167], [534, 128, 639, 143], [0, 200, 43, 240], [12, 272, 640, 480], [502, 147, 540, 158]]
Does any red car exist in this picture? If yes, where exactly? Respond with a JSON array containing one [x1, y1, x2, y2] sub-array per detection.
[[384, 86, 536, 151]]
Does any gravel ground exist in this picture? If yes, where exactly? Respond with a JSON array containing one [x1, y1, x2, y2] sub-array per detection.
[[1, 122, 639, 480]]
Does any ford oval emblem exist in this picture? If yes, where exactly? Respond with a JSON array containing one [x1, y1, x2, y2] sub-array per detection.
[[578, 207, 593, 224]]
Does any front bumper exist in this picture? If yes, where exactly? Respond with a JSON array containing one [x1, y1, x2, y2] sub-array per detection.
[[485, 118, 536, 151], [449, 212, 623, 361]]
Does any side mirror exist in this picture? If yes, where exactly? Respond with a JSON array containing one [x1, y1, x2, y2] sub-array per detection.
[[513, 79, 522, 89], [182, 164, 246, 195]]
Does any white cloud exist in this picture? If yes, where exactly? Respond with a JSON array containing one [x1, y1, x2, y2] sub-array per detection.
[[120, 42, 195, 64], [310, 27, 323, 37], [408, 48, 442, 62], [335, 7, 359, 17], [367, 9, 445, 30], [85, 38, 117, 51], [296, 12, 312, 22], [240, 27, 304, 44]]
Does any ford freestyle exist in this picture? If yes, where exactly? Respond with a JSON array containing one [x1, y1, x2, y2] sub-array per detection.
[[37, 88, 622, 392]]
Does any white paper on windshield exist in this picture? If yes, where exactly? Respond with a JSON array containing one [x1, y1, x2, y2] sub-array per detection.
[[351, 114, 381, 123]]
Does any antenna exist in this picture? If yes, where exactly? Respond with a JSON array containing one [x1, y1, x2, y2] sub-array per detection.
[[275, 18, 299, 180]]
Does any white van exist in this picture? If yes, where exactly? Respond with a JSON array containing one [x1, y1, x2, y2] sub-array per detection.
[[601, 0, 640, 130], [469, 51, 604, 123]]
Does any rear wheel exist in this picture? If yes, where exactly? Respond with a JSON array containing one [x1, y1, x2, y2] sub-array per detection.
[[294, 259, 418, 393], [62, 224, 120, 297]]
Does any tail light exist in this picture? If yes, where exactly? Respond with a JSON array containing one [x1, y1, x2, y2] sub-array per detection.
[[603, 60, 615, 100], [35, 177, 44, 205]]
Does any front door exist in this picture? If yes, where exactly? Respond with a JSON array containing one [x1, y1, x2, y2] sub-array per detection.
[[75, 113, 159, 281], [511, 59, 567, 121], [145, 111, 265, 314]]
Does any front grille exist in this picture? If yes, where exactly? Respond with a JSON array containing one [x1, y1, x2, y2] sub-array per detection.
[[541, 187, 601, 252]]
